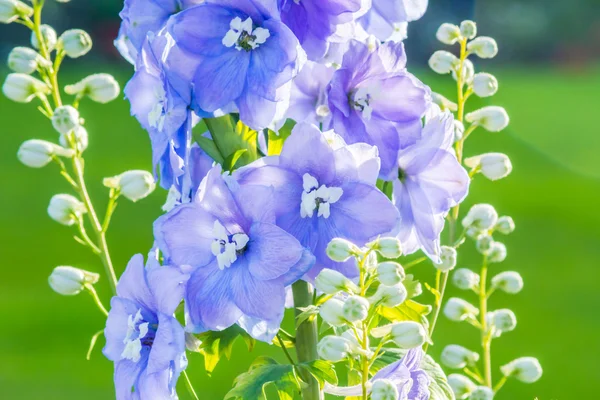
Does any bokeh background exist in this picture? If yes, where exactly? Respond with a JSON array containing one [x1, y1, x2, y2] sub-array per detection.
[[1, 0, 599, 399]]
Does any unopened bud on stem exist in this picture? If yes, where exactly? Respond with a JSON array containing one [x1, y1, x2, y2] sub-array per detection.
[[326, 238, 361, 262], [103, 170, 155, 202], [367, 237, 402, 259], [31, 24, 58, 52], [3, 73, 50, 103], [58, 29, 92, 58], [48, 266, 99, 296], [501, 357, 543, 383], [65, 73, 120, 104], [48, 194, 87, 226], [18, 139, 74, 168], [315, 268, 359, 294], [465, 153, 512, 181]]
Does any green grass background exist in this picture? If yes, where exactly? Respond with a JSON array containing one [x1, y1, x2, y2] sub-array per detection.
[[0, 65, 599, 399]]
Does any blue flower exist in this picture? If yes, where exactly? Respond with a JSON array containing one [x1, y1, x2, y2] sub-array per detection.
[[235, 123, 400, 280], [359, 0, 428, 41], [167, 0, 304, 130], [154, 165, 315, 342], [103, 254, 190, 400], [327, 40, 431, 179], [286, 61, 335, 127]]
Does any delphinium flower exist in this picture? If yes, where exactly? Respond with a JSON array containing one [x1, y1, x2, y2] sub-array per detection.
[[285, 61, 335, 127], [103, 254, 190, 399], [327, 40, 431, 179], [359, 0, 428, 41], [167, 0, 304, 130], [235, 123, 400, 280], [154, 165, 315, 341], [392, 107, 469, 261]]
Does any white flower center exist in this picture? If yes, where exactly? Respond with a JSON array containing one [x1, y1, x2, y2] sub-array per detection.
[[148, 85, 167, 132], [352, 87, 374, 121], [121, 309, 149, 363], [300, 173, 343, 219], [211, 220, 249, 270], [222, 17, 270, 51]]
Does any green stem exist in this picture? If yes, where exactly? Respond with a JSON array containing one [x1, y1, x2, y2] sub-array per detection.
[[479, 255, 492, 387], [493, 375, 508, 393], [85, 284, 108, 317], [182, 370, 200, 400], [404, 256, 428, 270], [276, 334, 296, 365], [86, 329, 104, 360]]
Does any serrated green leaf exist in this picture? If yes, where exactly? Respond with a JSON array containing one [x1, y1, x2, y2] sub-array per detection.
[[225, 357, 301, 400], [267, 119, 295, 156], [377, 300, 432, 328], [198, 325, 255, 375], [297, 360, 338, 390], [204, 115, 258, 168], [295, 305, 320, 328]]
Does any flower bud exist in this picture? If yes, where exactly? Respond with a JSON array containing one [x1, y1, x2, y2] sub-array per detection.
[[466, 106, 509, 132], [491, 271, 523, 294], [17, 139, 74, 168], [465, 153, 512, 181], [476, 234, 494, 255], [462, 204, 498, 230], [7, 47, 49, 74], [371, 379, 399, 400], [371, 283, 407, 307], [377, 261, 405, 286], [31, 24, 58, 52], [58, 29, 92, 58], [326, 238, 361, 262], [367, 237, 402, 259], [495, 216, 515, 235], [500, 357, 543, 383], [59, 125, 89, 152], [453, 120, 465, 142], [315, 268, 359, 295], [472, 73, 498, 97], [48, 194, 87, 226], [431, 92, 458, 112], [340, 329, 366, 354], [319, 298, 346, 326], [65, 73, 120, 104], [428, 50, 459, 74], [460, 20, 477, 40], [103, 170, 156, 202], [363, 250, 378, 272], [2, 73, 50, 103], [470, 386, 494, 400], [488, 309, 517, 334], [452, 268, 480, 291], [448, 374, 476, 400], [435, 246, 457, 272], [342, 295, 369, 323], [436, 23, 461, 45], [488, 242, 507, 263], [0, 0, 33, 24], [48, 266, 99, 296], [51, 105, 80, 135], [390, 321, 427, 349], [467, 36, 498, 58], [317, 336, 351, 362], [444, 297, 479, 322], [441, 345, 480, 369], [453, 59, 475, 84]]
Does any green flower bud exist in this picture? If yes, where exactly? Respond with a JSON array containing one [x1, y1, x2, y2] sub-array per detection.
[[367, 237, 402, 259], [448, 374, 476, 400], [495, 216, 515, 235], [435, 246, 457, 272], [441, 344, 480, 369], [491, 271, 523, 294], [371, 379, 399, 400], [436, 23, 461, 45], [0, 0, 33, 24], [17, 139, 74, 168], [2, 73, 50, 103], [65, 73, 121, 104], [326, 238, 361, 262], [51, 105, 80, 135], [466, 106, 509, 132], [317, 336, 352, 362], [377, 261, 405, 286], [444, 297, 479, 322], [7, 47, 50, 74], [467, 36, 498, 58], [319, 298, 346, 327], [390, 321, 427, 349], [342, 295, 369, 323], [452, 268, 480, 291], [460, 20, 477, 40]]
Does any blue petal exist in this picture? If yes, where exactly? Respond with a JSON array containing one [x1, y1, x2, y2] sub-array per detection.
[[146, 264, 190, 315], [146, 313, 186, 376], [116, 254, 156, 312]]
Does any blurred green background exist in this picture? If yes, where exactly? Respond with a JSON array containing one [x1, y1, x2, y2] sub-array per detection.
[[1, 0, 599, 399]]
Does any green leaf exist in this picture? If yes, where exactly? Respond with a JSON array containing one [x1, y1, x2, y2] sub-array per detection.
[[377, 299, 432, 328], [267, 119, 295, 156], [204, 115, 258, 168], [345, 369, 362, 400], [193, 135, 225, 164], [224, 149, 248, 172], [198, 325, 255, 375], [297, 360, 338, 389], [225, 357, 301, 400], [295, 305, 319, 328]]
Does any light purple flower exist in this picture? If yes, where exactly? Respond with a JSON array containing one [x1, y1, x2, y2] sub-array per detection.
[[235, 123, 400, 280], [154, 165, 315, 341], [359, 0, 428, 41], [328, 40, 431, 179], [393, 107, 469, 261], [103, 254, 190, 400], [286, 61, 335, 127]]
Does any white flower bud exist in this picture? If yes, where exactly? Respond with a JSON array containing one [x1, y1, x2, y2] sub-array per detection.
[[441, 345, 480, 369], [462, 204, 498, 230], [319, 298, 346, 326], [31, 24, 58, 52], [495, 216, 515, 235], [2, 73, 50, 103], [476, 234, 494, 255], [371, 283, 407, 307], [0, 0, 33, 24], [460, 20, 477, 40], [500, 357, 543, 383], [488, 242, 507, 263], [431, 92, 458, 112], [488, 309, 517, 334], [342, 295, 370, 323], [51, 105, 80, 135], [466, 106, 509, 132], [58, 29, 92, 58], [315, 268, 359, 295], [48, 266, 99, 296], [326, 238, 361, 262], [367, 237, 402, 259], [444, 297, 479, 322], [491, 271, 523, 294], [17, 139, 74, 168], [453, 120, 465, 142], [452, 268, 480, 291], [472, 73, 498, 97], [452, 59, 474, 84], [48, 194, 87, 226], [59, 125, 89, 152], [448, 374, 476, 400], [363, 250, 378, 272], [435, 246, 457, 272], [377, 261, 405, 286], [465, 153, 512, 181], [467, 36, 498, 59], [103, 170, 156, 202], [7, 47, 50, 74], [65, 73, 120, 104], [371, 379, 399, 400], [317, 335, 352, 362], [390, 321, 427, 349], [428, 50, 459, 74], [470, 386, 494, 400], [340, 329, 368, 355], [436, 23, 461, 45]]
